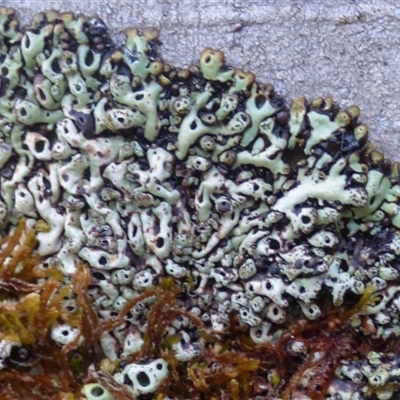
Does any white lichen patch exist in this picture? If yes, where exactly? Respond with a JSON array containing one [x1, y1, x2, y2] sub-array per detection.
[[1, 7, 400, 400]]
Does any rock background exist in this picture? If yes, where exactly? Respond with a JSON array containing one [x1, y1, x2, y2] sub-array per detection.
[[6, 0, 400, 160]]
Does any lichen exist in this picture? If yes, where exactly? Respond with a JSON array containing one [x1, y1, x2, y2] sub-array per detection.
[[2, 6, 400, 400]]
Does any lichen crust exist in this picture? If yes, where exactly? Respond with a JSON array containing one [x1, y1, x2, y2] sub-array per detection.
[[1, 6, 400, 400]]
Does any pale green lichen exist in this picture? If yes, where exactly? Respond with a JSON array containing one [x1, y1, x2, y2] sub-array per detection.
[[1, 6, 400, 400]]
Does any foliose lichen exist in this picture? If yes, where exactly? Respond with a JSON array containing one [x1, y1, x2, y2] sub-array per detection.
[[1, 6, 400, 400]]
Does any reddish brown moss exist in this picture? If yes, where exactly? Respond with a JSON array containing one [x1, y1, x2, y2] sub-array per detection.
[[0, 220, 104, 398], [1, 220, 399, 400]]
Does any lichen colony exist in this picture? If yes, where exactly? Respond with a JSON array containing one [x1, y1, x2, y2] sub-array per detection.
[[1, 7, 400, 400]]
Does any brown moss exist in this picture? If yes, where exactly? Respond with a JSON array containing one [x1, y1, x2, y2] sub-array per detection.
[[0, 220, 92, 399], [0, 220, 399, 399]]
